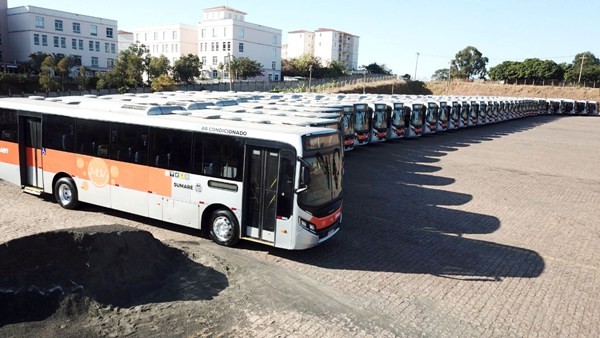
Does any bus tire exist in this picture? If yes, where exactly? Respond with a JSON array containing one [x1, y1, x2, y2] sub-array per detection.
[[209, 209, 239, 247], [54, 177, 80, 210]]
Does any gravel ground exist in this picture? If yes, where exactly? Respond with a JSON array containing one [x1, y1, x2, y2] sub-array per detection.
[[1, 114, 599, 337]]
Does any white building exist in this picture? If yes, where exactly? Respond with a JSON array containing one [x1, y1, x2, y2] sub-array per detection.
[[117, 30, 133, 54], [0, 0, 8, 65], [6, 5, 118, 70], [285, 28, 359, 71], [132, 24, 198, 65], [198, 6, 282, 81]]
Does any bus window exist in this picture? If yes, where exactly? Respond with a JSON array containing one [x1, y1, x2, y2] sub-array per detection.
[[43, 115, 75, 152], [110, 123, 149, 164], [192, 133, 244, 181], [0, 109, 18, 142], [76, 119, 110, 158], [149, 127, 192, 172]]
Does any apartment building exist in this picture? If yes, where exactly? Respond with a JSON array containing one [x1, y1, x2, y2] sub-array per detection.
[[132, 24, 198, 65], [6, 5, 117, 70], [198, 6, 282, 81], [117, 30, 133, 53], [0, 0, 7, 64], [285, 28, 359, 71]]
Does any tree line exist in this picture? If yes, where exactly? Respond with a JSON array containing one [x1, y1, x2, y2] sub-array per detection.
[[431, 47, 600, 85]]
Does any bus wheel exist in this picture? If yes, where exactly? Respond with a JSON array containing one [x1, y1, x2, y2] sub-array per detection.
[[54, 177, 80, 210], [209, 209, 239, 247]]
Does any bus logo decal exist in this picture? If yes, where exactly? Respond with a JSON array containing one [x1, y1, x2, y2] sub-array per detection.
[[87, 158, 110, 188], [169, 171, 190, 180], [0, 147, 8, 154]]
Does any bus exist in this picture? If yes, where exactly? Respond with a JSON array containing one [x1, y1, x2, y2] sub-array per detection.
[[386, 101, 407, 139], [0, 96, 343, 250], [424, 101, 438, 134], [436, 100, 449, 131], [353, 103, 371, 146], [460, 101, 470, 127], [368, 103, 389, 143], [404, 101, 426, 138], [469, 101, 479, 126], [448, 101, 460, 129]]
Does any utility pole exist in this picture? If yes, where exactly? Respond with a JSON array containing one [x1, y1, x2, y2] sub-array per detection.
[[578, 54, 586, 84], [414, 52, 420, 80], [308, 64, 313, 92]]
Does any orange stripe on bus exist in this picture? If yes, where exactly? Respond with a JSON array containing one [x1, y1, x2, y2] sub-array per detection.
[[309, 205, 342, 230], [0, 141, 19, 165]]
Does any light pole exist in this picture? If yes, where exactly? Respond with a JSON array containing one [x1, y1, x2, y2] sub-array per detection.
[[308, 64, 313, 92], [414, 52, 420, 80], [578, 54, 586, 85]]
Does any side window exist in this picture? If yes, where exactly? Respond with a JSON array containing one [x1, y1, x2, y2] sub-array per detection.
[[110, 123, 148, 164], [43, 115, 75, 152], [277, 150, 295, 218], [192, 133, 243, 181], [0, 109, 18, 142], [149, 127, 192, 172], [76, 119, 110, 158]]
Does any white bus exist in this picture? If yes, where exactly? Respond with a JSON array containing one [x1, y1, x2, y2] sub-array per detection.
[[0, 96, 343, 250]]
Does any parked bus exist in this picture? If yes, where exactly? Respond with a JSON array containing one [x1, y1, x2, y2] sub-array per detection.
[[368, 103, 389, 143], [460, 101, 470, 127], [405, 101, 426, 138], [353, 103, 371, 146], [424, 101, 438, 134], [469, 101, 479, 126], [0, 96, 343, 250], [386, 102, 407, 139], [436, 101, 449, 131]]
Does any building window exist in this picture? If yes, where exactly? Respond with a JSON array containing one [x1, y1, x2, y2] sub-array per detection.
[[200, 44, 203, 52], [72, 22, 81, 34], [212, 69, 218, 78], [36, 16, 44, 28], [144, 33, 148, 41], [53, 36, 59, 47], [90, 25, 97, 36], [61, 37, 66, 48], [173, 44, 178, 53], [71, 38, 76, 49], [172, 31, 177, 39], [107, 58, 114, 68], [153, 32, 158, 40], [111, 43, 116, 53], [106, 28, 113, 38], [89, 40, 94, 51], [215, 42, 219, 51], [42, 35, 48, 46], [135, 33, 140, 42], [79, 39, 84, 50], [212, 28, 216, 37], [239, 43, 244, 52], [105, 43, 109, 53], [227, 42, 231, 51], [211, 42, 214, 51], [272, 35, 277, 44], [274, 74, 279, 81], [91, 56, 99, 67], [239, 28, 244, 38], [73, 55, 81, 66], [222, 42, 226, 51], [95, 41, 100, 52], [34, 34, 40, 45], [212, 56, 217, 65], [272, 61, 276, 70], [201, 56, 206, 65], [54, 20, 63, 31], [268, 74, 273, 81], [201, 29, 206, 38]]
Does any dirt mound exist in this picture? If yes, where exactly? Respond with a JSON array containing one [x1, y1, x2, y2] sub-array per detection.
[[0, 225, 227, 326]]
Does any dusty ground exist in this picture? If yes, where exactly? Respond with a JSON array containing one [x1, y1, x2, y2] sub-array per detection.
[[1, 114, 600, 337]]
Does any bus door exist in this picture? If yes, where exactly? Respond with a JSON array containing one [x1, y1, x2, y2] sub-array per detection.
[[244, 146, 293, 244], [18, 115, 44, 189]]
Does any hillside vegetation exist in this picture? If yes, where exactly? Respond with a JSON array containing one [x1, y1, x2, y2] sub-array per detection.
[[327, 79, 600, 101]]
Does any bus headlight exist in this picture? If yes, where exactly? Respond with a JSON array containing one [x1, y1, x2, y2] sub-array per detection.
[[299, 218, 317, 233]]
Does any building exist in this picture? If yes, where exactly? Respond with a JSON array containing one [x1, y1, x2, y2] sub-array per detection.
[[6, 5, 118, 70], [131, 24, 198, 65], [117, 30, 133, 53], [285, 28, 359, 71], [0, 0, 8, 65], [198, 6, 282, 81]]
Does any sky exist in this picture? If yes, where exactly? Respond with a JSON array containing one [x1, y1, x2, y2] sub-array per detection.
[[8, 0, 600, 80]]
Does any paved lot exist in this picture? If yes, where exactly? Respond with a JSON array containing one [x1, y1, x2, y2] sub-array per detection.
[[1, 114, 599, 337]]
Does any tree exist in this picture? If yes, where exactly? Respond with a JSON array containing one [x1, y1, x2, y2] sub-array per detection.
[[565, 52, 600, 83], [39, 56, 59, 92], [322, 60, 347, 78], [56, 58, 70, 90], [431, 68, 449, 81], [172, 54, 202, 84], [283, 54, 322, 78], [28, 52, 51, 74], [76, 66, 88, 90], [401, 74, 411, 81], [151, 74, 178, 92], [148, 55, 171, 83], [230, 57, 263, 80], [364, 62, 392, 75], [449, 46, 489, 80]]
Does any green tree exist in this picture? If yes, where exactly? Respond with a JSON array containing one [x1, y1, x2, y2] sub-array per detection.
[[565, 52, 600, 83], [431, 68, 449, 81], [151, 74, 178, 92], [56, 57, 70, 90], [39, 56, 59, 92], [230, 57, 264, 80], [76, 66, 88, 90], [364, 62, 392, 75], [28, 52, 51, 74], [322, 60, 347, 78], [450, 46, 489, 80], [172, 54, 202, 84], [148, 55, 171, 83]]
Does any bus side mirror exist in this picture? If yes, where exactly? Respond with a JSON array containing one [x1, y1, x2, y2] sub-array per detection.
[[296, 159, 310, 193]]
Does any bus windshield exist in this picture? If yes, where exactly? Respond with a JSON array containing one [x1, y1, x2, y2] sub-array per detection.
[[299, 144, 343, 208], [354, 110, 369, 132], [392, 105, 404, 127], [412, 104, 424, 127], [372, 108, 387, 129]]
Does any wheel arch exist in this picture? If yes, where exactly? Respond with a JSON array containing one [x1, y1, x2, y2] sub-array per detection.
[[51, 172, 73, 194], [201, 203, 240, 238]]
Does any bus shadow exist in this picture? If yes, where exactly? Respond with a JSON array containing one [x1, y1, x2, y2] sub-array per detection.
[[263, 115, 557, 279]]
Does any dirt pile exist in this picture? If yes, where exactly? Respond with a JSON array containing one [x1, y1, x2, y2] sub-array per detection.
[[0, 225, 227, 327]]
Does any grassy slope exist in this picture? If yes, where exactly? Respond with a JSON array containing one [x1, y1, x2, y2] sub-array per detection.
[[324, 79, 600, 101]]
